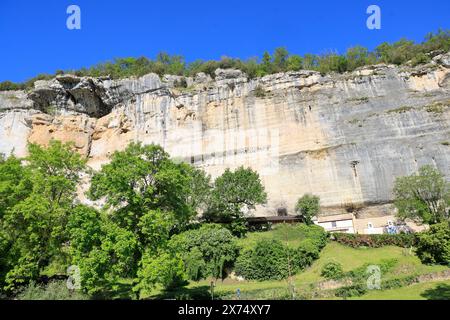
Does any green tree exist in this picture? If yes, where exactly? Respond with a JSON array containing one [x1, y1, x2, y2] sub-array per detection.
[[0, 154, 32, 220], [303, 54, 318, 70], [67, 208, 139, 295], [317, 52, 348, 73], [346, 46, 370, 71], [393, 165, 449, 224], [134, 250, 186, 297], [295, 194, 320, 225], [204, 167, 267, 236], [168, 224, 239, 283], [286, 55, 303, 71], [85, 142, 214, 295], [376, 39, 417, 65], [1, 141, 86, 291], [273, 47, 289, 72], [415, 222, 450, 265], [138, 209, 175, 252], [260, 51, 273, 75], [422, 29, 450, 53], [89, 142, 201, 231]]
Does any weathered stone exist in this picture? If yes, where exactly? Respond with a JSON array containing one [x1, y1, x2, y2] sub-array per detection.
[[1, 56, 449, 217]]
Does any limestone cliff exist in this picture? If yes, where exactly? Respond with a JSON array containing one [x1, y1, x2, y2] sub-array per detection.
[[1, 53, 449, 216]]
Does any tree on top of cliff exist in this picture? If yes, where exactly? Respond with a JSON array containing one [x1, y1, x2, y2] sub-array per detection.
[[1, 29, 448, 90], [393, 165, 450, 225]]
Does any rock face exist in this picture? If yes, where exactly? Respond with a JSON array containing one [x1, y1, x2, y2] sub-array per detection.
[[1, 54, 450, 216]]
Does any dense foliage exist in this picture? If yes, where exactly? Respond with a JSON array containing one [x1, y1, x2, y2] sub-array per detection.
[[16, 280, 90, 300], [0, 141, 254, 299], [415, 222, 450, 265], [332, 233, 417, 248], [1, 138, 448, 299], [0, 141, 86, 292], [204, 166, 267, 236], [1, 30, 448, 90], [393, 165, 449, 225], [235, 224, 327, 281], [168, 224, 240, 282], [295, 194, 320, 225], [320, 262, 344, 280]]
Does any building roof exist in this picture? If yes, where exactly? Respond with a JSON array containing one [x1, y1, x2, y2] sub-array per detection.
[[317, 213, 353, 223], [246, 216, 302, 223]]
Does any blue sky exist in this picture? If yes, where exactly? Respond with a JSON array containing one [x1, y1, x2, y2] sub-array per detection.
[[0, 0, 449, 82]]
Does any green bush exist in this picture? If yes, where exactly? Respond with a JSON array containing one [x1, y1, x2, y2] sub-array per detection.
[[0, 81, 25, 91], [294, 239, 320, 268], [15, 281, 89, 300], [381, 275, 417, 290], [253, 85, 267, 98], [332, 233, 416, 248], [296, 224, 328, 249], [335, 284, 367, 298], [321, 262, 344, 280], [415, 222, 450, 265], [346, 258, 398, 282], [235, 239, 291, 281], [169, 224, 240, 281], [235, 233, 325, 281], [134, 250, 187, 294]]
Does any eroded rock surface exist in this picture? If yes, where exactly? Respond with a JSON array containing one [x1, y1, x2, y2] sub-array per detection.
[[1, 53, 449, 216]]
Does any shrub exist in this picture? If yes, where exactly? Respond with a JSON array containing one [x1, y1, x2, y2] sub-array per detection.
[[415, 222, 450, 265], [235, 239, 291, 281], [294, 239, 320, 268], [335, 284, 367, 298], [332, 233, 416, 248], [253, 85, 267, 98], [173, 78, 188, 88], [347, 258, 398, 282], [321, 262, 344, 280], [381, 275, 417, 290], [15, 281, 89, 300], [0, 81, 25, 91], [296, 224, 328, 249], [235, 234, 325, 281], [134, 250, 187, 295]]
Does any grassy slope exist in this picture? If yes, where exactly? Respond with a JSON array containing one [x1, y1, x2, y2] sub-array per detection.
[[144, 226, 450, 300], [349, 280, 450, 300]]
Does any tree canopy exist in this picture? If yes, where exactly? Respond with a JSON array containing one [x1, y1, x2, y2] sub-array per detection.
[[204, 166, 267, 236], [393, 165, 449, 224]]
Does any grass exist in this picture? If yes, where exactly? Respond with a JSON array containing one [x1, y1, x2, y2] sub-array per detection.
[[348, 280, 450, 300], [236, 224, 311, 249], [143, 234, 449, 300]]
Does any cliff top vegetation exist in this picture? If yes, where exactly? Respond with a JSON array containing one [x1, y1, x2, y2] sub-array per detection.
[[0, 29, 449, 92]]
